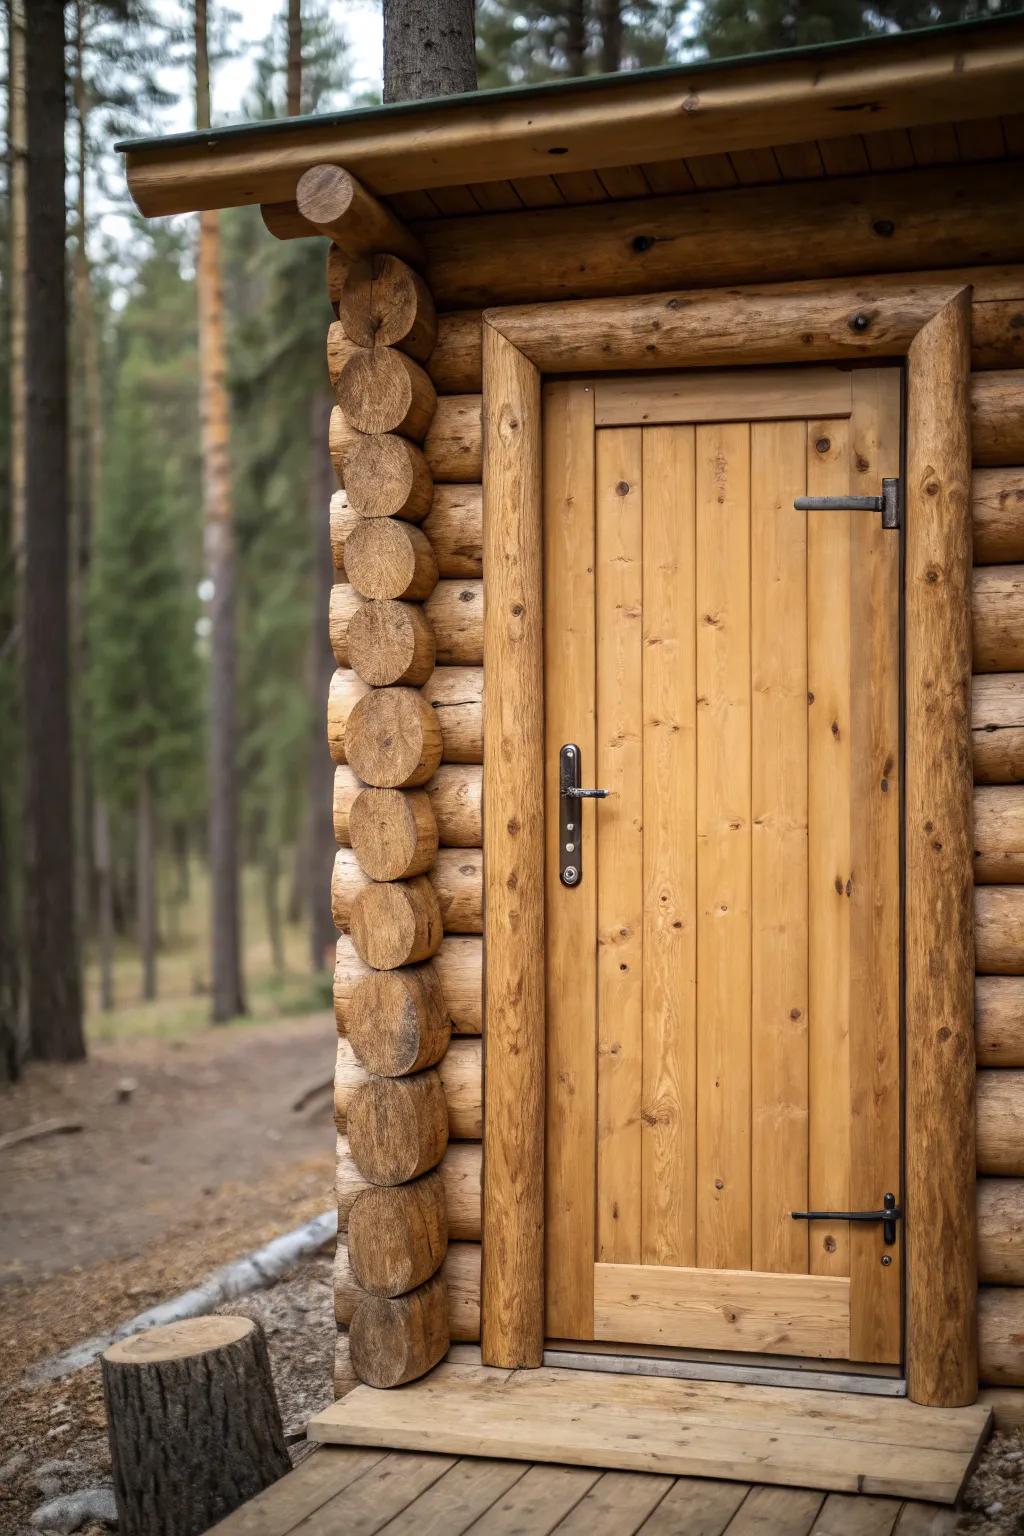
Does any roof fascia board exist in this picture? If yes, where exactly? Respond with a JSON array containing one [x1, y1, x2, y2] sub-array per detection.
[[122, 18, 1024, 218]]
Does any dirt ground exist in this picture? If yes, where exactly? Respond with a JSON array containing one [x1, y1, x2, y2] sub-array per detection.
[[0, 1013, 1021, 1535]]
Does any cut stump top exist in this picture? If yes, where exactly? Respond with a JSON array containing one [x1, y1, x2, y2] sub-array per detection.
[[104, 1315, 254, 1365]]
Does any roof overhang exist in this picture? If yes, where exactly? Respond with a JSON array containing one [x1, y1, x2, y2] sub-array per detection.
[[119, 15, 1024, 219]]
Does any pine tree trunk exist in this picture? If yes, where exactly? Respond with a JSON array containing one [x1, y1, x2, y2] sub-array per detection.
[[102, 1316, 290, 1536], [137, 770, 157, 1001], [308, 392, 336, 971], [599, 0, 622, 73], [24, 0, 84, 1061], [566, 0, 586, 76], [264, 846, 285, 975], [0, 779, 20, 1082], [9, 0, 27, 577], [196, 0, 245, 1023], [94, 797, 115, 1011], [286, 0, 302, 116], [382, 0, 476, 102]]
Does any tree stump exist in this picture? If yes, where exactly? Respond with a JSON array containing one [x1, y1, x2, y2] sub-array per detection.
[[102, 1315, 290, 1536]]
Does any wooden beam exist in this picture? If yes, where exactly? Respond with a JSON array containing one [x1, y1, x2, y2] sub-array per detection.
[[336, 1240, 481, 1341], [979, 1287, 1024, 1387], [904, 289, 977, 1408], [973, 469, 1024, 565], [427, 166, 1024, 308], [337, 1136, 481, 1238], [296, 164, 423, 265], [481, 320, 544, 1371], [347, 1169, 448, 1296], [973, 786, 1024, 883], [978, 1180, 1024, 1285], [975, 976, 1024, 1066], [123, 22, 1024, 215], [972, 371, 1024, 468], [977, 1069, 1024, 1175], [976, 885, 1024, 973], [336, 1036, 482, 1141], [972, 673, 1024, 784]]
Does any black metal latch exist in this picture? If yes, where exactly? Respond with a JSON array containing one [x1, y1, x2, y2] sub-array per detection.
[[794, 476, 901, 531], [791, 1192, 901, 1246], [559, 744, 608, 888]]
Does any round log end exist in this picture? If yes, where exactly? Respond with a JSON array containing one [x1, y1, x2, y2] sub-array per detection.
[[339, 254, 438, 360], [344, 434, 433, 522], [349, 875, 443, 969], [348, 599, 436, 687], [347, 1068, 449, 1185], [348, 1168, 449, 1296], [297, 163, 355, 226], [344, 518, 439, 602], [337, 348, 437, 441], [348, 963, 451, 1075], [349, 1273, 450, 1387], [349, 786, 439, 881], [344, 687, 443, 788]]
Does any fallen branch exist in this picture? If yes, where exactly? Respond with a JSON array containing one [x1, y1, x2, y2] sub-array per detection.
[[0, 1117, 83, 1153]]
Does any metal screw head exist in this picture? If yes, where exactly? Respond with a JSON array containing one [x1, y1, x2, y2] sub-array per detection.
[[881, 1254, 892, 1267], [563, 866, 579, 885]]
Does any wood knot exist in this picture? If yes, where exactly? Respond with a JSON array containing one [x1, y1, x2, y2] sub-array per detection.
[[872, 218, 896, 238], [615, 480, 631, 497], [815, 437, 831, 454], [632, 234, 655, 254], [848, 312, 871, 333], [790, 1008, 802, 1021], [924, 480, 940, 497], [510, 602, 524, 618]]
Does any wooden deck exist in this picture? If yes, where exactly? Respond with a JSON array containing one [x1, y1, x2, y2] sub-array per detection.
[[208, 1445, 964, 1535], [308, 1363, 990, 1505]]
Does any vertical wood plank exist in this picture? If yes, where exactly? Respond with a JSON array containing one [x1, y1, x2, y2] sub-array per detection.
[[596, 428, 645, 1265], [905, 289, 977, 1406], [806, 417, 853, 1280], [696, 421, 752, 1272], [481, 322, 544, 1368], [641, 426, 698, 1268], [848, 369, 903, 1364], [750, 420, 810, 1275], [544, 380, 597, 1338]]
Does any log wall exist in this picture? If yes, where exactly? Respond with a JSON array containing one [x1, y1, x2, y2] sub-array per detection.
[[322, 213, 484, 1395], [317, 156, 1024, 1410]]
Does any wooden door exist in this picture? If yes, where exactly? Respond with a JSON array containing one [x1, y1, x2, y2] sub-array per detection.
[[543, 366, 902, 1366]]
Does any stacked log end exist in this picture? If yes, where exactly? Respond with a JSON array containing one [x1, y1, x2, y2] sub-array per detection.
[[972, 367, 1024, 1411], [315, 166, 484, 1393]]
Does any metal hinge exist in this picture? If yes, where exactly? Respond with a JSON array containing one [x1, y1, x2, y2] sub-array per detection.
[[791, 1191, 901, 1246], [794, 476, 901, 531]]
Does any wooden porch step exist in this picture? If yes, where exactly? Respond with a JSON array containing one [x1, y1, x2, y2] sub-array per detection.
[[307, 1362, 992, 1506]]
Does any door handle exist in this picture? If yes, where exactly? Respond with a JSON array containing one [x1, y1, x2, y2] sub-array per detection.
[[559, 744, 608, 887]]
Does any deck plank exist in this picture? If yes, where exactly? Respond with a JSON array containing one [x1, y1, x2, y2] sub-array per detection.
[[308, 1364, 989, 1504], [550, 1471, 674, 1533], [464, 1465, 602, 1534], [375, 1458, 529, 1535], [891, 1505, 960, 1535], [727, 1487, 824, 1534], [636, 1479, 750, 1535], [206, 1448, 388, 1535], [295, 1451, 456, 1535], [810, 1493, 902, 1535]]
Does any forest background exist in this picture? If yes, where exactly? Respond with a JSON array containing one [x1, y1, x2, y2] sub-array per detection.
[[0, 0, 1006, 1075]]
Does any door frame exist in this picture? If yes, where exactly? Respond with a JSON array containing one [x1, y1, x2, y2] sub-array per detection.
[[479, 278, 976, 1409]]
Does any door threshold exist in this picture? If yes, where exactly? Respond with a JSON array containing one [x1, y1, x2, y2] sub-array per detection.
[[543, 1347, 907, 1397]]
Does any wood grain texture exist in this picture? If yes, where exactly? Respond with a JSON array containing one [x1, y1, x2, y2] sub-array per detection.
[[595, 427, 644, 1266], [973, 469, 1024, 564], [347, 1168, 448, 1297], [972, 371, 1024, 467], [343, 518, 438, 602], [335, 1241, 481, 1341], [343, 433, 433, 522], [421, 485, 483, 579], [975, 976, 1024, 1066], [421, 667, 483, 764], [974, 787, 1024, 882], [976, 1069, 1024, 1175], [695, 421, 752, 1273], [327, 669, 370, 766], [426, 166, 1024, 307], [338, 254, 436, 360], [348, 875, 443, 969], [334, 934, 480, 1039], [978, 1180, 1024, 1285], [346, 599, 436, 687], [329, 490, 360, 574], [328, 582, 363, 668], [344, 687, 443, 788], [481, 322, 544, 1369], [339, 768, 480, 852], [348, 786, 438, 881], [543, 380, 598, 1339], [337, 1137, 481, 1239], [428, 311, 482, 394], [593, 1264, 850, 1359], [973, 566, 1024, 672], [344, 1064, 449, 1185], [641, 426, 697, 1269], [423, 396, 482, 483], [336, 348, 437, 441], [349, 1272, 450, 1388], [295, 164, 423, 265], [978, 1287, 1024, 1387], [346, 964, 450, 1076], [596, 368, 850, 426], [976, 886, 1024, 974], [750, 419, 808, 1279], [904, 290, 976, 1408], [423, 581, 483, 665], [336, 1037, 482, 1142], [972, 674, 1024, 783]]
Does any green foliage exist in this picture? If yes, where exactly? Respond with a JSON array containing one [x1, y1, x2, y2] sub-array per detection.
[[689, 0, 1013, 58], [88, 227, 202, 823], [477, 1, 688, 84]]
